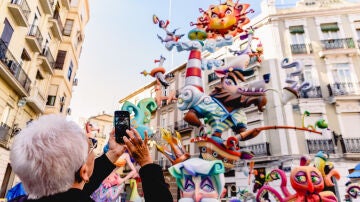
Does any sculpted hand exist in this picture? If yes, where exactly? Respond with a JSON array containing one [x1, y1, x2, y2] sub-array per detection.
[[124, 128, 153, 167]]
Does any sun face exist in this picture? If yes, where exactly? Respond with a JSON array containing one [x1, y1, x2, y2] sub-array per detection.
[[193, 0, 252, 39]]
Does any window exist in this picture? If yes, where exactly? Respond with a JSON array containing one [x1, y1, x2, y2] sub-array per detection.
[[1, 105, 11, 124], [46, 95, 56, 106], [303, 65, 319, 86], [63, 19, 74, 36], [67, 61, 73, 81], [1, 18, 14, 46], [289, 25, 305, 44], [54, 50, 67, 69], [70, 0, 79, 7], [331, 63, 353, 84], [320, 23, 339, 39], [356, 29, 360, 39]]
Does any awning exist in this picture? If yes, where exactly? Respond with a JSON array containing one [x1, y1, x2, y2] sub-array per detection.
[[320, 23, 339, 32], [289, 25, 304, 34]]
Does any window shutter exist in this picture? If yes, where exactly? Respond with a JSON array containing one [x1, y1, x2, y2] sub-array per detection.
[[289, 25, 305, 34], [54, 50, 66, 69], [320, 23, 339, 32]]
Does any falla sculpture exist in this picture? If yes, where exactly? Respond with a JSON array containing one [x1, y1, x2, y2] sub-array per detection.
[[256, 156, 339, 202], [152, 0, 324, 169]]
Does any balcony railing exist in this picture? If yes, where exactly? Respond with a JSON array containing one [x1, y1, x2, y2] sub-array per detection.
[[0, 39, 31, 93], [320, 38, 356, 50], [27, 25, 43, 52], [49, 11, 64, 39], [242, 142, 270, 156], [155, 158, 172, 170], [327, 82, 360, 97], [0, 122, 11, 149], [208, 72, 219, 83], [290, 43, 313, 54], [40, 48, 55, 70], [306, 139, 335, 154], [341, 138, 360, 153], [39, 0, 54, 15], [8, 0, 30, 26], [300, 86, 322, 98], [174, 120, 193, 132]]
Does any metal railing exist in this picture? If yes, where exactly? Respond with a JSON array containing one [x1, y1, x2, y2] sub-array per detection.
[[10, 0, 31, 20], [41, 48, 55, 69], [306, 139, 335, 154], [341, 138, 360, 153], [327, 82, 360, 96], [0, 39, 31, 93], [208, 72, 219, 83], [290, 43, 313, 54], [53, 11, 64, 32], [242, 142, 270, 156], [0, 122, 11, 148], [300, 86, 322, 98], [174, 120, 192, 131], [320, 38, 355, 50], [28, 25, 43, 47]]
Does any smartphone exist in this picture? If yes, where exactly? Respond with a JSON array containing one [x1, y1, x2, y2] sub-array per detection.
[[114, 110, 130, 144]]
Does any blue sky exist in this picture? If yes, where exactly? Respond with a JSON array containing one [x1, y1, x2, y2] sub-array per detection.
[[69, 0, 360, 121]]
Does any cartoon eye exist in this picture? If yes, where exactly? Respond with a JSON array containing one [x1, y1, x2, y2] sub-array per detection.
[[201, 177, 215, 192], [184, 177, 195, 192], [310, 172, 321, 185], [225, 9, 232, 15], [295, 171, 307, 184], [224, 78, 236, 86], [211, 13, 218, 18]]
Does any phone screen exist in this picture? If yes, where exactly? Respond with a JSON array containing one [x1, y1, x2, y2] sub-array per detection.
[[114, 111, 130, 144]]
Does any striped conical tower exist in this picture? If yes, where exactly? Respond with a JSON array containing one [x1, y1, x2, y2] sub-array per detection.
[[185, 49, 204, 93]]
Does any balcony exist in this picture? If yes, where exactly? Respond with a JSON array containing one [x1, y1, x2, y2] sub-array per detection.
[[39, 0, 54, 15], [0, 123, 11, 149], [208, 72, 219, 83], [306, 139, 335, 154], [242, 142, 271, 156], [7, 0, 30, 27], [290, 43, 313, 54], [39, 48, 55, 73], [299, 86, 322, 99], [26, 25, 43, 53], [60, 0, 70, 9], [49, 12, 63, 40], [327, 82, 360, 97], [174, 120, 193, 133], [0, 40, 31, 96], [319, 38, 357, 57], [26, 87, 46, 113], [341, 138, 360, 153]]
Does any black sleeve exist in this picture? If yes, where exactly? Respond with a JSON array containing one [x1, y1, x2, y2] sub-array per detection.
[[139, 163, 173, 202], [83, 154, 116, 195]]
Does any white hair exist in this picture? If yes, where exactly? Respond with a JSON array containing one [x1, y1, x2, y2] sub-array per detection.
[[10, 114, 88, 199]]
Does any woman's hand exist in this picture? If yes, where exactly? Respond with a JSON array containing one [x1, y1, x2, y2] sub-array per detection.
[[124, 128, 153, 167], [106, 129, 126, 164]]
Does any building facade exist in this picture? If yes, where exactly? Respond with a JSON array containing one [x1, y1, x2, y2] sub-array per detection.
[[0, 0, 89, 197], [118, 0, 360, 201]]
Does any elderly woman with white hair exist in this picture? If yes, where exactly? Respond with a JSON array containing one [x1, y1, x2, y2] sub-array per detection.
[[9, 114, 173, 202], [9, 114, 125, 201]]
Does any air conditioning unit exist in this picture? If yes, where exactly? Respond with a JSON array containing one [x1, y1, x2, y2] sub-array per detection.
[[60, 96, 65, 104], [73, 78, 78, 86], [67, 108, 72, 115]]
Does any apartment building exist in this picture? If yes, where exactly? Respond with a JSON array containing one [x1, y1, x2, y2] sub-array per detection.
[[118, 0, 360, 200], [0, 0, 89, 197], [80, 113, 113, 156]]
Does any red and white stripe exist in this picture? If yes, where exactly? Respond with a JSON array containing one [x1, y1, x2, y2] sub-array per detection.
[[185, 50, 204, 92]]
